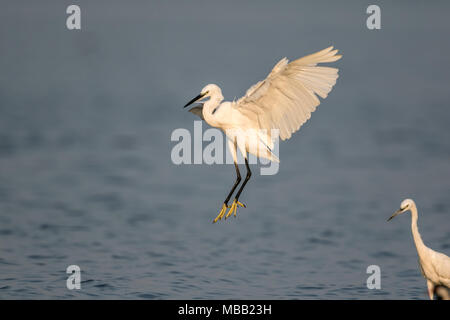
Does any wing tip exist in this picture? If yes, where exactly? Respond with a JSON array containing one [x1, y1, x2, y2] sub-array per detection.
[[292, 46, 342, 66]]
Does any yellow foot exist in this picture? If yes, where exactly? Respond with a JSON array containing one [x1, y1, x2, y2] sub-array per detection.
[[225, 199, 246, 219], [213, 203, 229, 223]]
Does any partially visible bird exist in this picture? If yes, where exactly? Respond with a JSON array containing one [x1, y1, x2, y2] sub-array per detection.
[[435, 285, 450, 300], [184, 46, 342, 223], [388, 199, 450, 300]]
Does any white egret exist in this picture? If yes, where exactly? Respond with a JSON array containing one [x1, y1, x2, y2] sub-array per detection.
[[388, 199, 450, 299], [184, 46, 342, 223]]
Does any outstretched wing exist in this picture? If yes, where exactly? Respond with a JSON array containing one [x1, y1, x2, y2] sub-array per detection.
[[188, 104, 204, 120], [234, 46, 342, 140]]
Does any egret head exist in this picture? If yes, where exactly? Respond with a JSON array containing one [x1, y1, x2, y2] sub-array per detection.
[[388, 198, 415, 221], [183, 84, 222, 109], [200, 84, 222, 98]]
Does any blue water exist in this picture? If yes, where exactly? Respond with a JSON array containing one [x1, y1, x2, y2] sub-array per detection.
[[0, 1, 449, 299]]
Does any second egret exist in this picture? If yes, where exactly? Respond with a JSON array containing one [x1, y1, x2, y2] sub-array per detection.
[[388, 199, 450, 299]]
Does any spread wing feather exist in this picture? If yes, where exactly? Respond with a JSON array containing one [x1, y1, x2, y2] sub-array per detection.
[[234, 46, 342, 140]]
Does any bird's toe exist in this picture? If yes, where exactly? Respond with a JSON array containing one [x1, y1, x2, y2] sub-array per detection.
[[213, 203, 228, 223]]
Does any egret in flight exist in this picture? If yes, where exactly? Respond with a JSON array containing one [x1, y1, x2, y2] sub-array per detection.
[[388, 199, 450, 299], [184, 46, 342, 223]]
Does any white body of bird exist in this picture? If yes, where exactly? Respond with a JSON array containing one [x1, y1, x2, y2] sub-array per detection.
[[388, 199, 450, 300]]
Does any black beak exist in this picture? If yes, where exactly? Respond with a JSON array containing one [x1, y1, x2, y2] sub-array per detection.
[[183, 92, 207, 109], [387, 208, 404, 221]]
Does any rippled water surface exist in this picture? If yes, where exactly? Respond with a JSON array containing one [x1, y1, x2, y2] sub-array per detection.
[[0, 1, 450, 299]]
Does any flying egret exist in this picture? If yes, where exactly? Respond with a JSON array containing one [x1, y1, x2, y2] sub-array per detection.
[[184, 46, 342, 223], [388, 199, 450, 300]]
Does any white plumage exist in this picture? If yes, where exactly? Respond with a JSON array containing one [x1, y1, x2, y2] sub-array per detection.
[[388, 199, 450, 299], [235, 46, 341, 141]]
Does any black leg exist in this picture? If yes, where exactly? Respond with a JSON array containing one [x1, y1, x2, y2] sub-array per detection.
[[224, 162, 241, 205], [234, 158, 251, 201]]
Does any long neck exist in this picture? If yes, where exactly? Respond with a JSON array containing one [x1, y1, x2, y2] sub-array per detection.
[[410, 204, 427, 255], [202, 94, 223, 127]]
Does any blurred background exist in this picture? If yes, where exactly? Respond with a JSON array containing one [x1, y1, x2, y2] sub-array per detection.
[[0, 0, 449, 299]]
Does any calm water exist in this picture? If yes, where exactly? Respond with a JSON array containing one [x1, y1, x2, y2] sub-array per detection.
[[0, 1, 449, 299]]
